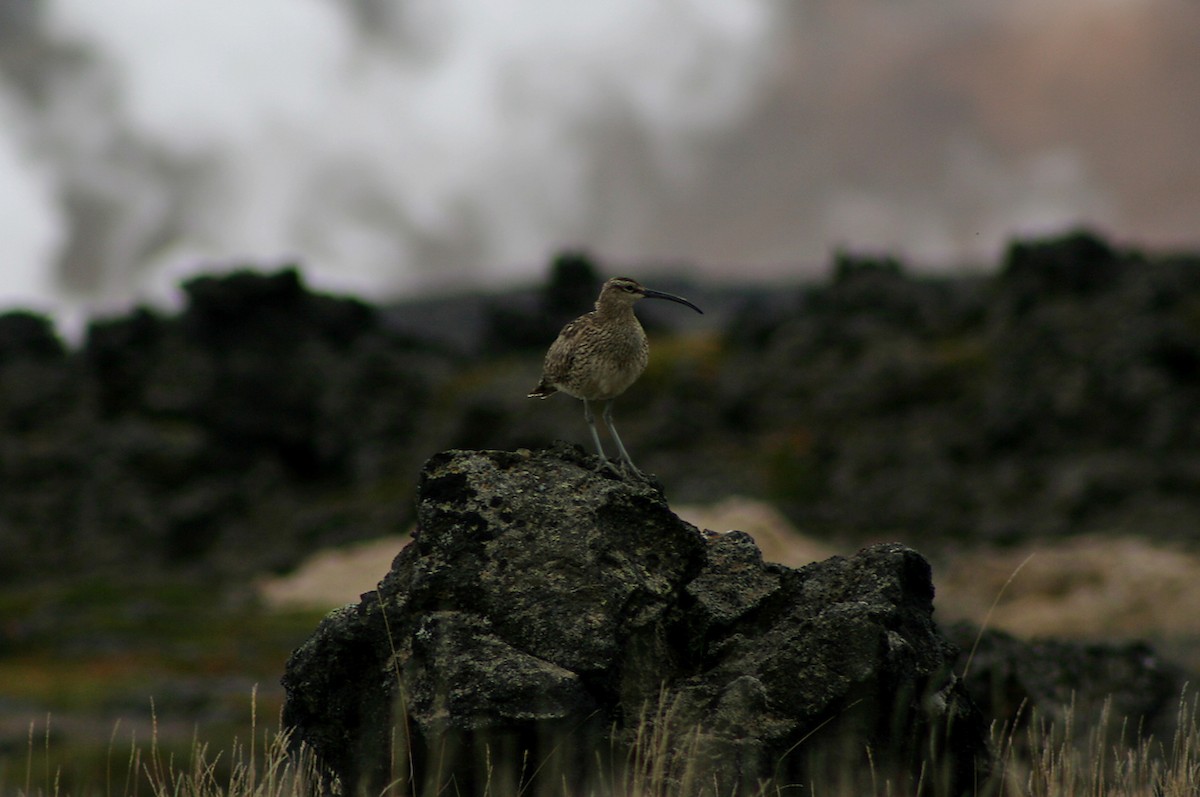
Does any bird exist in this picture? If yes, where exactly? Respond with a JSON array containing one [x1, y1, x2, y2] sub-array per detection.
[[528, 276, 703, 476]]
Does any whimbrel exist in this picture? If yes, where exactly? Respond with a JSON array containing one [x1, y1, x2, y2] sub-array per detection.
[[528, 276, 703, 476]]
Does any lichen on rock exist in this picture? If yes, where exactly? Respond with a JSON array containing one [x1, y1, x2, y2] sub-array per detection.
[[282, 444, 988, 795]]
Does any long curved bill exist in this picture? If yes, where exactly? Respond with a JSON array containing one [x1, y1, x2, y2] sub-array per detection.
[[642, 288, 703, 314]]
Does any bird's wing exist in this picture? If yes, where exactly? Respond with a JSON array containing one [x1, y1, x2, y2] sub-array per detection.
[[540, 315, 589, 382]]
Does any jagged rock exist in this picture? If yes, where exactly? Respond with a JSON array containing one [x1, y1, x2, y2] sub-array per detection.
[[281, 445, 988, 796]]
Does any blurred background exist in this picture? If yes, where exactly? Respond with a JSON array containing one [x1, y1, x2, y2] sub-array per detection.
[[4, 0, 1200, 790], [2, 0, 1199, 329]]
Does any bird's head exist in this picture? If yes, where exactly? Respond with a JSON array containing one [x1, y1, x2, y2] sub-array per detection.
[[597, 277, 703, 314]]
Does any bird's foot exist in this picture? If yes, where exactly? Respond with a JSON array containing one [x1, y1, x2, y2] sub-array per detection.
[[615, 458, 650, 481], [593, 457, 648, 481], [593, 457, 624, 477]]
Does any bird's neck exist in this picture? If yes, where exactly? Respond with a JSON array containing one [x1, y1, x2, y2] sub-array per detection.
[[594, 301, 636, 321]]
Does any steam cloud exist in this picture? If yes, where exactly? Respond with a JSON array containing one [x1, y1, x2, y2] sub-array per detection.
[[1, 0, 1198, 325], [4, 0, 781, 319]]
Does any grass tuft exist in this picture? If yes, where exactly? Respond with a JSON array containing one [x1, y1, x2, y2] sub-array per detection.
[[7, 689, 1200, 796]]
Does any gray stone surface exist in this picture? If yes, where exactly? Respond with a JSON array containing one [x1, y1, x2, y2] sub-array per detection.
[[282, 445, 987, 795]]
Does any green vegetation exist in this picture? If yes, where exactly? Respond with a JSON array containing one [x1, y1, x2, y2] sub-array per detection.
[[0, 579, 323, 794]]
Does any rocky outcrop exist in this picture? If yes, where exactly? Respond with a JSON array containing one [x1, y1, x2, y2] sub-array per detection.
[[5, 231, 1200, 584], [719, 230, 1200, 545], [281, 445, 988, 796], [0, 268, 454, 581]]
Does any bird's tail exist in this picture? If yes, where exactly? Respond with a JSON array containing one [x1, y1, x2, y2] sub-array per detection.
[[528, 382, 556, 399]]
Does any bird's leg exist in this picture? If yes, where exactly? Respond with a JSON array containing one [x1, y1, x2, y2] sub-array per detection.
[[603, 401, 643, 477], [584, 400, 619, 474]]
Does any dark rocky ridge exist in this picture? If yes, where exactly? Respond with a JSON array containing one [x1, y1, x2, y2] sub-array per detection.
[[282, 445, 989, 796], [0, 269, 455, 581], [3, 229, 1200, 584], [721, 233, 1200, 545]]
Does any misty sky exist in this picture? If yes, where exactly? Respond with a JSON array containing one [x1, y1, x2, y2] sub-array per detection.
[[1, 0, 1198, 324]]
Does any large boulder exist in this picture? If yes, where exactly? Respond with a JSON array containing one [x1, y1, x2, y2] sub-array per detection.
[[282, 445, 988, 795]]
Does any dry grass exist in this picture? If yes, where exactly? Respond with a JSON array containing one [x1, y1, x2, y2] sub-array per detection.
[[9, 688, 1200, 797], [983, 693, 1200, 797], [934, 535, 1200, 642], [8, 691, 321, 797], [256, 535, 412, 611]]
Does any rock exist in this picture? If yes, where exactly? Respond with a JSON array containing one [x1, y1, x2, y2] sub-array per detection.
[[721, 229, 1200, 548], [670, 536, 987, 794], [0, 310, 75, 433], [0, 267, 456, 582], [281, 445, 988, 796], [7, 232, 1200, 586], [672, 496, 839, 567], [945, 622, 1190, 745], [0, 311, 66, 360], [1000, 227, 1125, 300]]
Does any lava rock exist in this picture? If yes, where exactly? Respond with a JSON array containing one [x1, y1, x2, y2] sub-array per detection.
[[281, 445, 988, 796], [945, 622, 1190, 745], [7, 232, 1200, 585], [0, 267, 452, 581], [720, 230, 1200, 547]]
